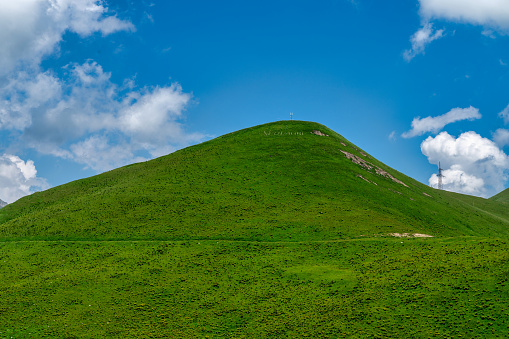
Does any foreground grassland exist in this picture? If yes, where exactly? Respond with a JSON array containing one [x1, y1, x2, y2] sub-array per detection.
[[1, 237, 509, 338]]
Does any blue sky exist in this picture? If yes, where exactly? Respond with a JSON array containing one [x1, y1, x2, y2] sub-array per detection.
[[2, 0, 509, 202]]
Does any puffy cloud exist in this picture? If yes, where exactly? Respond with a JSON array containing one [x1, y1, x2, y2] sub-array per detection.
[[493, 129, 509, 147], [493, 106, 509, 148], [403, 23, 444, 62], [70, 135, 146, 172], [0, 154, 48, 203], [51, 0, 135, 36], [119, 85, 192, 142], [0, 0, 134, 75], [405, 1, 509, 61], [0, 71, 62, 130], [402, 106, 481, 138], [0, 61, 206, 172], [428, 166, 485, 196], [419, 0, 509, 32], [0, 0, 205, 201], [421, 131, 509, 197]]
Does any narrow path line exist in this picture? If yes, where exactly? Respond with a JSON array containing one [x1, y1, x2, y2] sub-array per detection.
[[0, 236, 481, 244]]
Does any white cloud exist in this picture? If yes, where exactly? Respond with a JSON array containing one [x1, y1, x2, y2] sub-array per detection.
[[403, 23, 444, 62], [0, 71, 62, 130], [428, 166, 485, 196], [421, 131, 509, 197], [402, 106, 481, 138], [0, 154, 48, 203], [0, 0, 134, 75], [419, 0, 509, 32], [482, 29, 497, 39], [388, 131, 397, 141], [119, 85, 191, 142], [405, 1, 509, 61], [0, 61, 206, 172], [0, 0, 206, 201], [53, 0, 135, 36], [70, 135, 146, 172], [493, 129, 509, 147], [498, 104, 509, 124]]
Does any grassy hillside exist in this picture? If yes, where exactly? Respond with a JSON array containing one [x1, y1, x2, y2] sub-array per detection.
[[490, 187, 509, 203], [2, 120, 509, 338], [1, 120, 509, 241]]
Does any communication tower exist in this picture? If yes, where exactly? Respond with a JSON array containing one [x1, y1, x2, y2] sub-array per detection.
[[438, 161, 444, 190]]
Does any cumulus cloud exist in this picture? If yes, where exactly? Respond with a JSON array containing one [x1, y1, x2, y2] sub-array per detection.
[[428, 166, 485, 196], [0, 0, 205, 202], [0, 154, 48, 203], [419, 0, 509, 32], [405, 1, 509, 61], [0, 0, 137, 201], [421, 131, 509, 197], [403, 23, 444, 62], [493, 129, 509, 147], [402, 106, 481, 138], [0, 0, 134, 75], [0, 61, 205, 172], [70, 135, 145, 172], [119, 85, 192, 142]]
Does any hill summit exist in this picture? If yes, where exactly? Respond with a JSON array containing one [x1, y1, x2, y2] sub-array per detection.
[[1, 120, 509, 241]]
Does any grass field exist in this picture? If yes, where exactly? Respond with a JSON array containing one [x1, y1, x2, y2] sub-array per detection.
[[1, 121, 509, 338], [2, 238, 509, 338]]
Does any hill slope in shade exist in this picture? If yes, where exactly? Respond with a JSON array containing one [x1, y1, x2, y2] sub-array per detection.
[[1, 120, 509, 241]]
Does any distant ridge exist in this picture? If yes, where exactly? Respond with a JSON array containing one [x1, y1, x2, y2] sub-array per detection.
[[490, 188, 509, 203], [0, 199, 7, 209], [1, 120, 509, 240]]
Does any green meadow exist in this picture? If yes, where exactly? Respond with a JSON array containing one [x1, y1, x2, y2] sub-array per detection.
[[1, 121, 509, 337]]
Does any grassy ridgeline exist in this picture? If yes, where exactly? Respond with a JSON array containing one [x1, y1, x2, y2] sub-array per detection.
[[1, 120, 509, 241], [2, 120, 509, 337]]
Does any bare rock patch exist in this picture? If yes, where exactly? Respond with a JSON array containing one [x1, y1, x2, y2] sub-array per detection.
[[311, 130, 329, 137], [388, 233, 434, 238], [341, 150, 408, 187]]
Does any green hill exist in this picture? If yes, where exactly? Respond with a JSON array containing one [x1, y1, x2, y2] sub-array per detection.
[[490, 187, 509, 203], [2, 120, 509, 338], [1, 120, 509, 241]]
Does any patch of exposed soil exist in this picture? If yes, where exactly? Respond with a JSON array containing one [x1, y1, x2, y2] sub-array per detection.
[[357, 174, 377, 185], [375, 168, 408, 187], [388, 233, 434, 238], [311, 130, 329, 137], [341, 150, 373, 169], [340, 150, 408, 187]]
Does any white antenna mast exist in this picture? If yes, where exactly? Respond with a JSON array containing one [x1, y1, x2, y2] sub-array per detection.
[[290, 112, 293, 120]]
